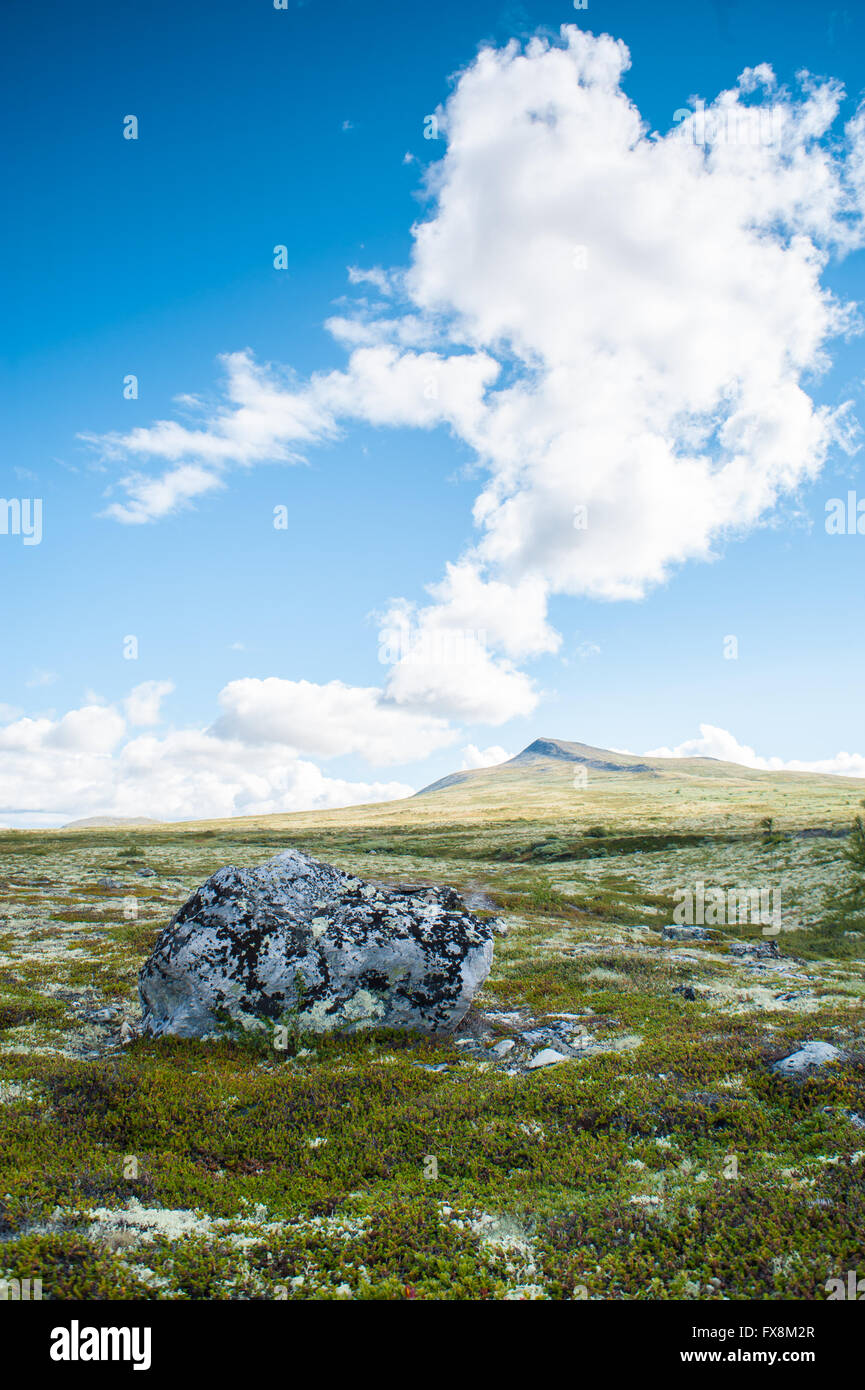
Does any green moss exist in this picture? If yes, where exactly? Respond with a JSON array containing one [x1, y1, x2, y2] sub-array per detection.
[[1, 809, 863, 1299]]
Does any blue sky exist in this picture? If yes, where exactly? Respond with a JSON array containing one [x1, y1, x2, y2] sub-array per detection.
[[2, 0, 864, 826]]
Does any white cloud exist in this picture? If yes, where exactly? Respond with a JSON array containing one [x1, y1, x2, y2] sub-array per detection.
[[124, 681, 175, 727], [347, 265, 394, 294], [402, 31, 865, 601], [213, 676, 457, 764], [45, 705, 126, 754], [80, 29, 865, 721], [645, 723, 865, 777], [460, 743, 513, 769], [102, 464, 225, 524], [370, 561, 556, 726], [0, 689, 418, 828], [88, 344, 497, 527], [378, 605, 538, 725], [423, 561, 558, 661]]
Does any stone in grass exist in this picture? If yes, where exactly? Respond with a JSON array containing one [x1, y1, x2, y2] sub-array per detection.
[[139, 848, 495, 1039], [662, 925, 710, 941], [728, 939, 780, 960], [526, 1048, 569, 1070], [136, 867, 157, 878], [771, 1041, 843, 1078]]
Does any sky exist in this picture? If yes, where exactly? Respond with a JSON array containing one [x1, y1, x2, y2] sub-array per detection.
[[1, 0, 864, 827]]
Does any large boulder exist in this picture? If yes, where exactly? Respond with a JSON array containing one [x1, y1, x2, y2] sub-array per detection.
[[138, 849, 495, 1038]]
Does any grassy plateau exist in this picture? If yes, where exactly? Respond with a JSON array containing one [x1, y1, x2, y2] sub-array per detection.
[[1, 739, 863, 1301]]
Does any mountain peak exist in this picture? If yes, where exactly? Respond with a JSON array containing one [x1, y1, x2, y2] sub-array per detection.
[[510, 738, 655, 774]]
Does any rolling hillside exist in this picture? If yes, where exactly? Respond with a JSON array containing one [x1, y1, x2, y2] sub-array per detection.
[[37, 736, 859, 838]]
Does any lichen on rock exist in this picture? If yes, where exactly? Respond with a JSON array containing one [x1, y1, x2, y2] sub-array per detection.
[[138, 849, 494, 1038]]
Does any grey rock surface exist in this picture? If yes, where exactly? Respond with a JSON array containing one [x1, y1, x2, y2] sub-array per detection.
[[139, 849, 494, 1039], [728, 939, 780, 959], [526, 1047, 568, 1069], [771, 1041, 843, 1078]]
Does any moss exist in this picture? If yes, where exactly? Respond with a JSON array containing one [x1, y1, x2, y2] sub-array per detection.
[[0, 1233, 154, 1299], [1, 809, 863, 1299]]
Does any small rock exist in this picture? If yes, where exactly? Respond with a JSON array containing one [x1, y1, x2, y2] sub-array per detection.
[[771, 1041, 843, 1078], [520, 1028, 562, 1045], [136, 868, 157, 878], [464, 891, 495, 911], [672, 985, 697, 1001], [663, 925, 710, 941], [527, 1048, 568, 1070], [729, 939, 780, 959], [97, 878, 123, 890], [492, 1039, 515, 1056]]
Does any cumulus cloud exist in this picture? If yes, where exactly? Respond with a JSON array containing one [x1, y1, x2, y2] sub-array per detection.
[[460, 743, 513, 769], [0, 689, 418, 828], [370, 560, 556, 725], [102, 464, 225, 525], [404, 32, 865, 601], [81, 28, 865, 720], [346, 265, 395, 295], [44, 705, 126, 754], [124, 681, 175, 727], [213, 676, 456, 764], [89, 344, 498, 525], [645, 724, 865, 777]]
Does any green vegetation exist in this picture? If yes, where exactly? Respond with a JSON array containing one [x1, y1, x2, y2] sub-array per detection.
[[0, 752, 863, 1300]]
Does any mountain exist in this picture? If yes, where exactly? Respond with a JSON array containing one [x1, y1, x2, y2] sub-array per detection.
[[175, 737, 863, 836], [416, 737, 663, 794], [43, 740, 863, 838]]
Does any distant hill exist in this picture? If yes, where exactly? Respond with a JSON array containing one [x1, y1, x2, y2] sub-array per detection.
[[416, 737, 663, 794], [415, 736, 832, 795], [62, 816, 160, 829], [13, 738, 856, 839], [125, 736, 864, 837]]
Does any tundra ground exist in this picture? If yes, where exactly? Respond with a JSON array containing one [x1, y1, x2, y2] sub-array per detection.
[[1, 804, 863, 1300]]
